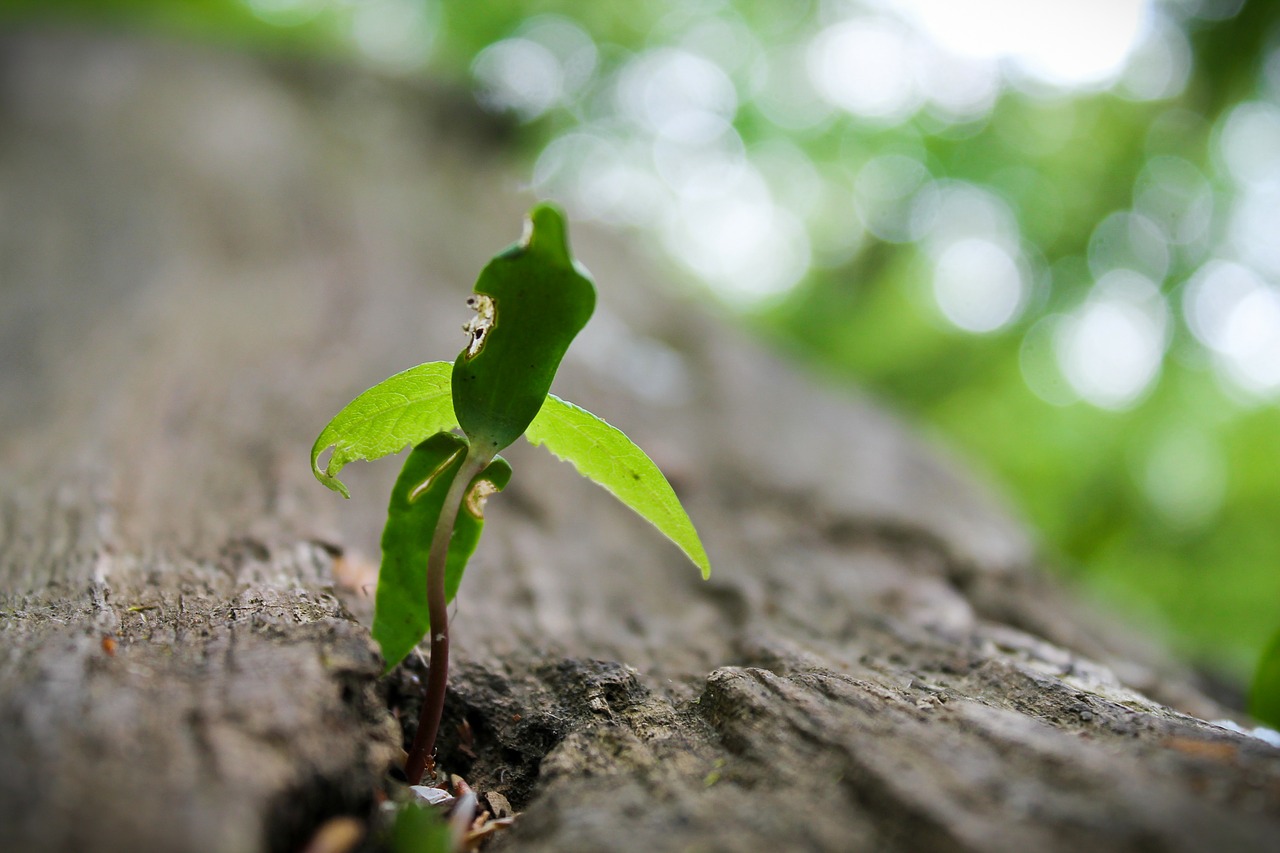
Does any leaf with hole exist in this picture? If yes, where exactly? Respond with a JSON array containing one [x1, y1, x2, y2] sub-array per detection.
[[452, 203, 596, 455]]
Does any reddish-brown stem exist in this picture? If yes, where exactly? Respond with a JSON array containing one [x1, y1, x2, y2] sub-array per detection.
[[404, 449, 490, 785]]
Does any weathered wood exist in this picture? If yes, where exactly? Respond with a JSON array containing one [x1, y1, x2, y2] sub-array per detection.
[[2, 31, 1278, 853]]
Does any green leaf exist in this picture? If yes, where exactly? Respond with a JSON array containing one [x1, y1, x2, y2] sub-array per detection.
[[390, 802, 453, 853], [310, 361, 458, 497], [372, 433, 511, 672], [452, 203, 596, 454], [1250, 627, 1280, 728], [525, 394, 711, 579]]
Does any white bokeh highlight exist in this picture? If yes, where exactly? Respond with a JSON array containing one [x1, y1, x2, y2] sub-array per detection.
[[1184, 261, 1280, 400], [931, 238, 1026, 333], [897, 0, 1151, 89], [808, 18, 922, 123], [1056, 271, 1170, 409]]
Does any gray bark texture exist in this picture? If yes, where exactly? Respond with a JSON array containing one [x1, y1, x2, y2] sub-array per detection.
[[2, 30, 1278, 853]]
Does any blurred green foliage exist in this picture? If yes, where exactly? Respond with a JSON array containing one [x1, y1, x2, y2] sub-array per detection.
[[8, 0, 1279, 682]]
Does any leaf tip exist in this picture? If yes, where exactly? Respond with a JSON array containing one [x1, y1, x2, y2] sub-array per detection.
[[311, 442, 353, 498], [523, 202, 571, 264], [688, 545, 711, 580], [320, 471, 352, 499]]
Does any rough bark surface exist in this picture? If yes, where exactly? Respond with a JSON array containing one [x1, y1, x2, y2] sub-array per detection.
[[2, 31, 1278, 853]]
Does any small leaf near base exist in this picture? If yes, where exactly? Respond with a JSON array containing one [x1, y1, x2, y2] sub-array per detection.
[[373, 433, 511, 671]]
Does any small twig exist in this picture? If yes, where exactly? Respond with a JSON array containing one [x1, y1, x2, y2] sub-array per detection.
[[448, 777, 478, 850]]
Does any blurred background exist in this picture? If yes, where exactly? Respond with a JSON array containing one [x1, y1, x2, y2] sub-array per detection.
[[5, 0, 1278, 683]]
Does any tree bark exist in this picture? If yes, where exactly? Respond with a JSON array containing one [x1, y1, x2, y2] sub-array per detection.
[[1, 30, 1277, 853]]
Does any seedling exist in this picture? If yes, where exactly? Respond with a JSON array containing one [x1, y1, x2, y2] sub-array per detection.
[[311, 204, 710, 784]]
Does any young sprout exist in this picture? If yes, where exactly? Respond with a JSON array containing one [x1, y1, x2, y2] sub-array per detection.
[[311, 203, 710, 783]]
